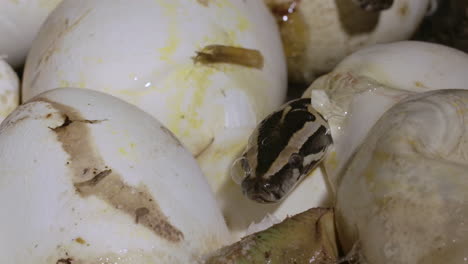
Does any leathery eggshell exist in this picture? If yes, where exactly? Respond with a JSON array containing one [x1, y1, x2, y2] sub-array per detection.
[[0, 0, 61, 67], [265, 0, 432, 83], [0, 58, 19, 122], [306, 41, 468, 189], [0, 88, 230, 263], [21, 0, 287, 236], [336, 90, 468, 263]]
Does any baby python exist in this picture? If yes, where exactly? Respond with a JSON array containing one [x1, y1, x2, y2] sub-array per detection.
[[232, 98, 332, 203]]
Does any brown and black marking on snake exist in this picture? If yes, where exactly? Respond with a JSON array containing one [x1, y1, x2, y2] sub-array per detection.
[[240, 98, 332, 203], [351, 0, 394, 11]]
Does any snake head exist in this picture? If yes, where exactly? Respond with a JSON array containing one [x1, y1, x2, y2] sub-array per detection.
[[241, 155, 305, 203], [241, 177, 284, 203], [233, 98, 333, 203]]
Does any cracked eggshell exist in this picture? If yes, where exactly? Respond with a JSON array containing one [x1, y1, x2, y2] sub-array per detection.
[[305, 41, 468, 188], [0, 59, 19, 122], [0, 0, 61, 67], [265, 0, 431, 83], [21, 0, 287, 237], [0, 88, 230, 263]]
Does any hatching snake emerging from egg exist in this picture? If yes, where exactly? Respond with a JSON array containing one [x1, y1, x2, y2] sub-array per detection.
[[232, 98, 332, 203]]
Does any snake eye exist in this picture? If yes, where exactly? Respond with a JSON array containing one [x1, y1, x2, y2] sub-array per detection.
[[231, 156, 250, 185], [288, 153, 303, 167]]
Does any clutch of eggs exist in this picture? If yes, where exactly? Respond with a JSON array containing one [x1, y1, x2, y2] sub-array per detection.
[[21, 0, 290, 236]]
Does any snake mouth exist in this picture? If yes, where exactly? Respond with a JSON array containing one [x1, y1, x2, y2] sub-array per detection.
[[241, 179, 283, 203], [248, 192, 276, 203]]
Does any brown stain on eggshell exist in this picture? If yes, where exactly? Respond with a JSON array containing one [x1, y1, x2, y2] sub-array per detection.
[[34, 98, 184, 243], [197, 0, 209, 7], [39, 9, 91, 66], [335, 0, 379, 35], [414, 81, 429, 89], [29, 9, 92, 90], [74, 237, 87, 245], [193, 45, 264, 69], [399, 2, 409, 17], [265, 0, 309, 83], [56, 258, 73, 264]]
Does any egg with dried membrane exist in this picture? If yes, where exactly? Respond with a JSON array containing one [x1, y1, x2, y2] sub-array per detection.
[[0, 58, 19, 122], [306, 41, 468, 190], [0, 88, 230, 263], [21, 0, 287, 236]]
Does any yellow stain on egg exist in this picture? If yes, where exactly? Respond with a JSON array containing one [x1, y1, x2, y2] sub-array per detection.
[[363, 167, 376, 186], [59, 79, 86, 89], [118, 147, 128, 155], [209, 0, 232, 8], [406, 138, 420, 151], [116, 87, 156, 98], [156, 0, 181, 62], [83, 56, 104, 64], [39, 0, 62, 10], [325, 151, 338, 171], [158, 32, 180, 62], [59, 80, 70, 87], [237, 16, 250, 32], [162, 64, 217, 149], [374, 150, 392, 163], [117, 142, 139, 162]]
